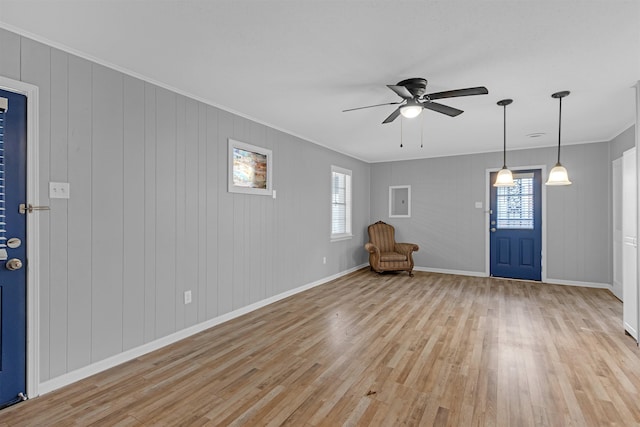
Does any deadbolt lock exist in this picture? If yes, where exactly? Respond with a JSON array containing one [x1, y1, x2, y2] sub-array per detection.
[[6, 258, 23, 271]]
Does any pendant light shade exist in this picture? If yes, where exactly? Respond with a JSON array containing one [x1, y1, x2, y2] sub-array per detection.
[[547, 164, 571, 185], [400, 99, 422, 119], [495, 167, 515, 186], [546, 91, 572, 186], [494, 99, 515, 187]]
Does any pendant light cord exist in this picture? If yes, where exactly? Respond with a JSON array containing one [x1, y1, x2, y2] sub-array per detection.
[[502, 104, 507, 168], [557, 96, 562, 164]]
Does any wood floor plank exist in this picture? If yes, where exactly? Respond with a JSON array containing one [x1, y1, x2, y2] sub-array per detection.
[[3, 270, 640, 426]]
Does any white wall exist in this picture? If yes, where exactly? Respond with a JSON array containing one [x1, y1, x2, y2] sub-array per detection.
[[0, 28, 371, 384]]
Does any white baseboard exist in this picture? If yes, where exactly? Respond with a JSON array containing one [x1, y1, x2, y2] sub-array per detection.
[[415, 266, 611, 290], [38, 263, 367, 396], [624, 322, 638, 341], [543, 278, 610, 289], [414, 266, 487, 277]]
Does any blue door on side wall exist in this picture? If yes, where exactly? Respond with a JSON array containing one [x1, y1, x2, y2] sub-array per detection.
[[490, 169, 542, 281], [0, 88, 27, 409]]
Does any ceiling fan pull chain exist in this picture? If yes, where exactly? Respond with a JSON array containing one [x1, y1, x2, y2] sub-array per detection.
[[420, 116, 424, 148], [400, 118, 403, 148]]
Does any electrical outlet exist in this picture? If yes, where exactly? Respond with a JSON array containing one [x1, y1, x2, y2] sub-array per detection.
[[323, 257, 327, 264], [184, 290, 192, 305]]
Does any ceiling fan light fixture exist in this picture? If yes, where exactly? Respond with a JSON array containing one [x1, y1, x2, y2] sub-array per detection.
[[400, 106, 422, 118], [400, 102, 422, 119]]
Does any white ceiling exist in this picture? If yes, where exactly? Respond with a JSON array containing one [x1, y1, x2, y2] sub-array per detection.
[[0, 1, 638, 162]]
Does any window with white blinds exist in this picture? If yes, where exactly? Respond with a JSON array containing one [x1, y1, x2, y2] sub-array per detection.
[[331, 165, 352, 240], [496, 172, 534, 229]]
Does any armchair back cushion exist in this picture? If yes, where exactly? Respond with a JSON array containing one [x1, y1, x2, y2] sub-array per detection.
[[368, 222, 396, 253]]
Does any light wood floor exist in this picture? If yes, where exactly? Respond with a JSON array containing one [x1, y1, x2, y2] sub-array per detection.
[[2, 269, 640, 426]]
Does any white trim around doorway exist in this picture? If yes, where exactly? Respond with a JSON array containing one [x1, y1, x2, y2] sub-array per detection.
[[484, 165, 548, 282]]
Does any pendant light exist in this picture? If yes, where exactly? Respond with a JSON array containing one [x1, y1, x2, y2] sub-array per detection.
[[494, 99, 515, 187], [546, 91, 572, 185]]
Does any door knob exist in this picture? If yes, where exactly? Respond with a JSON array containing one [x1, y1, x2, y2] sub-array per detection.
[[6, 258, 22, 270], [490, 227, 497, 232]]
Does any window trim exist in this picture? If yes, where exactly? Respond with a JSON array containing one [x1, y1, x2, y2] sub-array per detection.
[[330, 165, 353, 241]]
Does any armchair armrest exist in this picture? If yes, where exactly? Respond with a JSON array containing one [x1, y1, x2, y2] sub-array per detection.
[[394, 242, 419, 256], [364, 242, 380, 254]]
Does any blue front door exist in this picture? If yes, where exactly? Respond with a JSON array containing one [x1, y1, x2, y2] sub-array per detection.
[[490, 169, 542, 281], [0, 88, 27, 408]]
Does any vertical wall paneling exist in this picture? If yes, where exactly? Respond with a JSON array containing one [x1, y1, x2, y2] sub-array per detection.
[[1, 28, 370, 387], [91, 65, 124, 361], [21, 38, 53, 380], [154, 88, 177, 338], [264, 129, 276, 298], [122, 76, 146, 350], [197, 103, 207, 322], [205, 106, 219, 318], [183, 98, 199, 327], [274, 134, 292, 294], [247, 121, 264, 304], [555, 151, 579, 279], [143, 83, 157, 342], [48, 48, 69, 378], [216, 111, 233, 315], [232, 116, 245, 309], [175, 95, 186, 331], [66, 55, 92, 372], [0, 28, 20, 80]]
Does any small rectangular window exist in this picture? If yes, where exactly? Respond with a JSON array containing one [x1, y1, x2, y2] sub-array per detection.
[[496, 172, 534, 229], [331, 166, 352, 240]]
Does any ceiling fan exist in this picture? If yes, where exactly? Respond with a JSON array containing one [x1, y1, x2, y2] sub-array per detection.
[[343, 78, 489, 124]]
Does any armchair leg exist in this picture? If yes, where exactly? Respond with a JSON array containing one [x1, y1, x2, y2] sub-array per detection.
[[409, 270, 414, 277]]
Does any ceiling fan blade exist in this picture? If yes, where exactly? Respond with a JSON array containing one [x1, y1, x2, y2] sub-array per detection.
[[421, 101, 463, 117], [342, 101, 402, 112], [387, 84, 414, 99], [382, 107, 402, 124], [427, 86, 489, 100]]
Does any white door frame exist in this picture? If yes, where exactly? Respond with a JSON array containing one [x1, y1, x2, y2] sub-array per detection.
[[612, 156, 623, 300], [485, 165, 548, 282], [0, 76, 40, 398]]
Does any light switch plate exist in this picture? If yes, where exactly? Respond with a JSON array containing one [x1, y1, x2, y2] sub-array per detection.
[[50, 182, 70, 199], [475, 201, 483, 209]]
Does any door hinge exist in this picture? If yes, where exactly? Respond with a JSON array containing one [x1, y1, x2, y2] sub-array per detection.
[[19, 203, 50, 214]]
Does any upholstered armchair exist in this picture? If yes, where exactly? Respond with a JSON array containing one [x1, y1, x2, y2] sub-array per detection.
[[365, 221, 419, 276]]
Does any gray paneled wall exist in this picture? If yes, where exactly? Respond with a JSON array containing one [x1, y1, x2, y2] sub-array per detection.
[[0, 28, 370, 382], [609, 126, 635, 161], [371, 141, 614, 284]]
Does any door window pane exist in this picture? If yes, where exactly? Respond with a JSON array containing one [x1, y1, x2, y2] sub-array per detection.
[[496, 173, 534, 229]]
